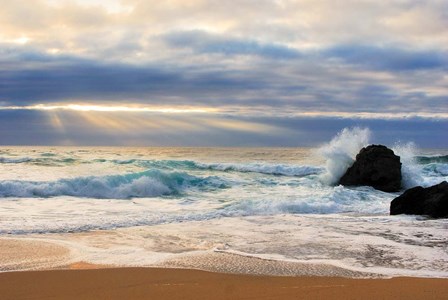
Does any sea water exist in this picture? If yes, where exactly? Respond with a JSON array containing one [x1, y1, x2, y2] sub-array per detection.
[[0, 128, 447, 277]]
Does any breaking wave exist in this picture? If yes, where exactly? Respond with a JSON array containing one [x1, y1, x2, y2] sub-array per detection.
[[0, 170, 228, 199], [317, 127, 371, 185], [0, 157, 33, 163], [393, 143, 448, 188]]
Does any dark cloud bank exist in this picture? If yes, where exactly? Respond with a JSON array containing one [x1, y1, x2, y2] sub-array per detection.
[[0, 34, 447, 147]]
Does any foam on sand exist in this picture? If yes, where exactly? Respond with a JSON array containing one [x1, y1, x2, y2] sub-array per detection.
[[0, 238, 70, 271]]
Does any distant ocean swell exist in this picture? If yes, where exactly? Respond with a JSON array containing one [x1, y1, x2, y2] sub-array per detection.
[[1, 153, 446, 179], [194, 162, 322, 176], [105, 159, 323, 177], [0, 156, 78, 165], [415, 155, 448, 164], [0, 156, 323, 176]]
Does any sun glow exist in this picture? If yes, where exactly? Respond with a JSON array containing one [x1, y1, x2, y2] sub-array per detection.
[[0, 104, 216, 114], [1, 104, 447, 120], [1, 36, 31, 45]]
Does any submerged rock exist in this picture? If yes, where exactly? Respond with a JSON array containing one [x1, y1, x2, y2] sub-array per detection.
[[390, 181, 448, 218], [339, 145, 401, 192]]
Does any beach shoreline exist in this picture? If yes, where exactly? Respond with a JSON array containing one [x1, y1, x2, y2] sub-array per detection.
[[1, 237, 448, 299], [0, 236, 377, 277]]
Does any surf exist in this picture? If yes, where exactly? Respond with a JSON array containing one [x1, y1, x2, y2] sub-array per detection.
[[0, 169, 228, 199]]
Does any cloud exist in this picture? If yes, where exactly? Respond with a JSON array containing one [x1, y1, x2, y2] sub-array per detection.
[[2, 0, 447, 62], [162, 30, 301, 59], [0, 44, 446, 117], [324, 45, 448, 71]]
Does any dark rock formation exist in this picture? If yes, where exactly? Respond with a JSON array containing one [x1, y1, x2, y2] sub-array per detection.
[[390, 181, 448, 218], [339, 145, 402, 192]]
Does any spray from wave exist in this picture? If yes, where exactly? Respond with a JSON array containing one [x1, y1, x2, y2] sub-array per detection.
[[318, 128, 447, 189], [393, 142, 448, 188], [391, 142, 421, 189], [317, 127, 371, 185]]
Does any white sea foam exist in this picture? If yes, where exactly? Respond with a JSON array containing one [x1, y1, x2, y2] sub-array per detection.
[[318, 127, 371, 185], [22, 215, 447, 277], [219, 184, 392, 217], [426, 163, 448, 176]]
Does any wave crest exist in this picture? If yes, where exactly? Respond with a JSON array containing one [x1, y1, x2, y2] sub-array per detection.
[[0, 157, 33, 163], [0, 170, 227, 199]]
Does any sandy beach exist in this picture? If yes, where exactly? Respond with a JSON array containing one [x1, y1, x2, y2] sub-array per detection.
[[1, 237, 447, 299], [1, 267, 447, 300]]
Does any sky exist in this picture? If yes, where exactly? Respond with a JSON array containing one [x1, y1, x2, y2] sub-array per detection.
[[0, 0, 447, 147]]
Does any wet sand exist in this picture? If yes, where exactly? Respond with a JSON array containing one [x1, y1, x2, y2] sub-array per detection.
[[1, 267, 447, 300]]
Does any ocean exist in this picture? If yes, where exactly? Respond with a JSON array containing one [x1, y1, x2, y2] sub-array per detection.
[[1, 128, 447, 277]]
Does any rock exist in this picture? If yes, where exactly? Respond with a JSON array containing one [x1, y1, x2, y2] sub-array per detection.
[[390, 181, 448, 218], [339, 144, 402, 192]]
